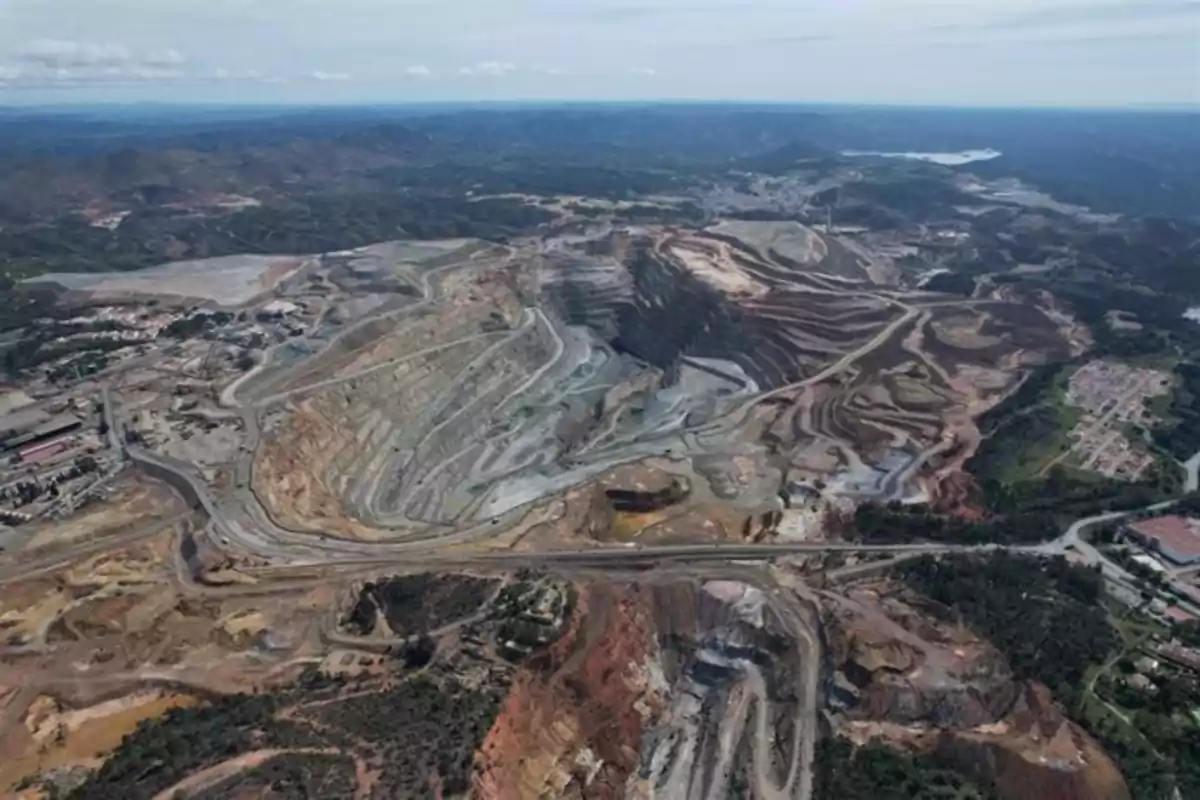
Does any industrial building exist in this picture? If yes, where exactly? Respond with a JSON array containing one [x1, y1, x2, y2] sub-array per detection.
[[0, 409, 84, 463], [0, 390, 35, 417], [0, 406, 51, 442], [1124, 515, 1200, 566]]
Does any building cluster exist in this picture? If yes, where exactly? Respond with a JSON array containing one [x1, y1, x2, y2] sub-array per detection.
[[1116, 514, 1200, 626], [1124, 516, 1200, 567], [1, 407, 85, 466], [1063, 360, 1173, 481], [0, 389, 111, 530]]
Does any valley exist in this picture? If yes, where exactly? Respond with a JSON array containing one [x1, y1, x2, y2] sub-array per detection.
[[2, 105, 1199, 800]]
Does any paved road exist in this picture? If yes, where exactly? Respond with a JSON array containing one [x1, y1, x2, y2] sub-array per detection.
[[120, 428, 1177, 579], [300, 541, 998, 570], [117, 444, 1010, 570], [94, 269, 1200, 800], [0, 512, 191, 585], [72, 389, 1199, 800], [100, 387, 123, 454], [43, 247, 1200, 800], [1036, 499, 1200, 615], [124, 420, 1200, 623], [1046, 373, 1164, 476], [1185, 450, 1200, 494]]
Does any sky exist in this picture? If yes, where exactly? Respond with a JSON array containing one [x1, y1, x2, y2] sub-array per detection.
[[0, 0, 1196, 107]]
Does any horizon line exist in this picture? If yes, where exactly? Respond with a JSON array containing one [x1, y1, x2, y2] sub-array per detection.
[[0, 98, 1198, 115]]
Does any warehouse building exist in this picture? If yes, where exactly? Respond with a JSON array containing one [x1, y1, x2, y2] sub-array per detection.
[[1, 413, 83, 456], [1124, 515, 1200, 566], [0, 406, 51, 442]]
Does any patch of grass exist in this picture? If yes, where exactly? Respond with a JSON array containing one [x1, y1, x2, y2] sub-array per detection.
[[1078, 689, 1157, 755], [1123, 351, 1182, 374], [1059, 463, 1117, 484], [969, 364, 1079, 485], [1144, 392, 1175, 424], [1111, 612, 1170, 643]]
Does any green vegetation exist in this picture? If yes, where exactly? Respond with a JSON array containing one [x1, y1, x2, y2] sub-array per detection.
[[344, 573, 497, 638], [68, 689, 329, 799], [967, 363, 1179, 517], [1075, 609, 1200, 800], [194, 753, 358, 800], [1081, 701, 1200, 800], [161, 311, 233, 339], [310, 675, 502, 796], [1152, 362, 1200, 461], [899, 553, 1114, 691], [3, 334, 133, 379], [490, 580, 575, 660], [900, 553, 1200, 800], [814, 737, 994, 800], [967, 362, 1078, 484], [368, 161, 703, 203], [984, 464, 1176, 518], [853, 502, 1058, 546], [0, 276, 72, 335], [983, 215, 1200, 363], [69, 670, 504, 800], [0, 194, 556, 280]]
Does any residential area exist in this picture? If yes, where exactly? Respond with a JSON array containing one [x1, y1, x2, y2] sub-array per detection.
[[1063, 360, 1174, 482]]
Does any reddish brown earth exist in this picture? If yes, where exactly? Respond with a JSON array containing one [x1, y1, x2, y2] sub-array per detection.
[[474, 584, 666, 799], [939, 684, 1131, 800], [827, 587, 1130, 800]]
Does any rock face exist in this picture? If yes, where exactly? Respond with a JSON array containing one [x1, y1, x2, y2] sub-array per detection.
[[604, 478, 689, 513], [826, 593, 1019, 729], [859, 671, 1019, 730], [544, 231, 901, 389], [938, 684, 1131, 800], [825, 589, 1131, 800], [473, 584, 667, 800]]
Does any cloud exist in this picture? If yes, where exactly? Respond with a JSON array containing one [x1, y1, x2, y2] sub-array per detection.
[[0, 66, 183, 88], [0, 0, 1194, 106], [121, 66, 184, 80], [0, 54, 277, 89], [629, 66, 657, 76], [460, 60, 518, 77], [4, 39, 195, 86], [212, 67, 278, 81], [16, 39, 132, 69], [14, 40, 190, 71], [143, 48, 187, 68], [932, 0, 1199, 33], [989, 0, 1199, 29], [309, 70, 350, 81], [756, 34, 836, 45], [405, 64, 433, 77]]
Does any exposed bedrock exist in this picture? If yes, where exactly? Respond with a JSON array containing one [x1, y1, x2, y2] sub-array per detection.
[[826, 601, 1130, 800], [833, 628, 1019, 729], [937, 684, 1131, 800], [474, 583, 666, 800], [604, 477, 690, 513], [546, 237, 801, 389]]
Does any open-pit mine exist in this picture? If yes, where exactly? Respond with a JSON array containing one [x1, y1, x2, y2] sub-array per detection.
[[5, 97, 1200, 800], [214, 223, 1074, 554], [0, 216, 1112, 800]]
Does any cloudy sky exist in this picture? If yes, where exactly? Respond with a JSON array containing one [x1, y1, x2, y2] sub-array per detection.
[[0, 0, 1196, 107]]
